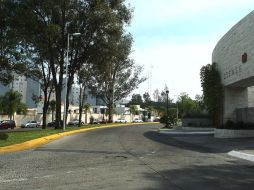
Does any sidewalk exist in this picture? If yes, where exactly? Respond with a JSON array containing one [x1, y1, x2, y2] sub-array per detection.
[[158, 127, 254, 163]]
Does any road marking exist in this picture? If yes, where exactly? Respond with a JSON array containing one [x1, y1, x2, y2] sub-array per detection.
[[66, 171, 75, 174], [39, 175, 54, 178], [0, 178, 28, 183]]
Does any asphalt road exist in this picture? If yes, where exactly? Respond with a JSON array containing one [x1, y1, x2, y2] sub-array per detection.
[[1, 124, 254, 190]]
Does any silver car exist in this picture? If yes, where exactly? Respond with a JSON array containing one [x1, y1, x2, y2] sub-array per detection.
[[21, 120, 40, 128]]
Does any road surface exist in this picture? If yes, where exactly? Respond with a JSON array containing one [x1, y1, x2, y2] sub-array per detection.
[[1, 124, 254, 190]]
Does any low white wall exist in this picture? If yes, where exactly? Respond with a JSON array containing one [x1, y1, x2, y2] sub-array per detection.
[[214, 128, 254, 138]]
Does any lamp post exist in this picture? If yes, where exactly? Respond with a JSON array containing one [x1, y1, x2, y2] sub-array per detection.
[[166, 90, 169, 128], [63, 32, 81, 130]]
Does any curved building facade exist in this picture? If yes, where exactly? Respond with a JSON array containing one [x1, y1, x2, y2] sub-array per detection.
[[212, 11, 254, 122]]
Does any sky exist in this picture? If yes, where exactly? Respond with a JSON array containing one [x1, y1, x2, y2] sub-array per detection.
[[126, 0, 254, 101]]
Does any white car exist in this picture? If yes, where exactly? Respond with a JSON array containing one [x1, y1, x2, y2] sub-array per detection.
[[68, 119, 84, 126], [115, 118, 127, 123], [132, 118, 143, 123], [21, 120, 40, 128]]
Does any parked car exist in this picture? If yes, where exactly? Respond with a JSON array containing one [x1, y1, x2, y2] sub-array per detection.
[[47, 120, 63, 128], [92, 118, 102, 124], [115, 118, 127, 123], [132, 118, 143, 123], [21, 120, 40, 128], [0, 120, 16, 130], [68, 119, 84, 126]]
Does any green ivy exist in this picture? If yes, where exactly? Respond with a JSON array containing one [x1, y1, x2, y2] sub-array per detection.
[[200, 63, 224, 128]]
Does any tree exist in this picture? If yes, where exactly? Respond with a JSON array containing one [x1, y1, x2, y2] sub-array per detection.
[[128, 94, 143, 106], [77, 63, 94, 127], [177, 92, 196, 118], [200, 63, 223, 128], [11, 0, 135, 128], [153, 89, 162, 102], [0, 1, 27, 85], [129, 105, 139, 121], [92, 34, 146, 122], [143, 92, 152, 108], [0, 90, 26, 119]]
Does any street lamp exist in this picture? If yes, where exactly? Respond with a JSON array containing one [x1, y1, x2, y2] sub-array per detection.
[[63, 32, 81, 130], [166, 90, 170, 128]]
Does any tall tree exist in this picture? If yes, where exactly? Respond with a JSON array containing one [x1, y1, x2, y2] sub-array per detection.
[[92, 34, 146, 121], [143, 92, 152, 108], [200, 63, 223, 128], [0, 1, 27, 85], [11, 0, 134, 128], [128, 94, 143, 106]]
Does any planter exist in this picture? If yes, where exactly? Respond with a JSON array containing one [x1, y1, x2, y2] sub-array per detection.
[[214, 128, 254, 138]]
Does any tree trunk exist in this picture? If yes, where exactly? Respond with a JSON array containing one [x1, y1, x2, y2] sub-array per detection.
[[55, 85, 62, 129], [42, 103, 48, 129], [78, 86, 85, 127]]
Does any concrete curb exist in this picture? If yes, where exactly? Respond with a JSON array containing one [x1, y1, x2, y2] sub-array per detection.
[[228, 150, 254, 162], [159, 130, 214, 135], [0, 122, 156, 154]]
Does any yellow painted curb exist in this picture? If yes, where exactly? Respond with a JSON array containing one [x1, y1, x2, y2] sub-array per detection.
[[0, 122, 156, 154]]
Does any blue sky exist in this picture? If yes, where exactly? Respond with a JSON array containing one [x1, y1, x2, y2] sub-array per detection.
[[126, 0, 254, 100]]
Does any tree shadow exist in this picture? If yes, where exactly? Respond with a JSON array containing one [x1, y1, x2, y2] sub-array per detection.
[[144, 131, 254, 153], [141, 163, 254, 190]]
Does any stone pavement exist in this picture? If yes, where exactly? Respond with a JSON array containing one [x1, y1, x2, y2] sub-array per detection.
[[158, 127, 254, 163]]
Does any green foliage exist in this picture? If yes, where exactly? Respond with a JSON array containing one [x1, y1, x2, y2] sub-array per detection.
[[0, 90, 26, 119], [160, 108, 177, 124], [200, 63, 223, 128], [128, 94, 143, 106], [129, 105, 139, 115]]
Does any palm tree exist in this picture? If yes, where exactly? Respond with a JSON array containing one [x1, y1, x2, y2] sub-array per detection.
[[129, 105, 139, 121], [83, 103, 91, 124]]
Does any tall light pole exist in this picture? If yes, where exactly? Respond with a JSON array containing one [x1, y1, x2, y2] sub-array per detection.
[[63, 32, 81, 130], [166, 90, 169, 128]]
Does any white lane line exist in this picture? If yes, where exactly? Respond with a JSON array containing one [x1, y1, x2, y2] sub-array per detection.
[[0, 178, 28, 183], [66, 171, 75, 174], [39, 175, 55, 179]]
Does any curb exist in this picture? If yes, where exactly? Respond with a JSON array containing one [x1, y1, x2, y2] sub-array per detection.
[[0, 122, 156, 154], [158, 128, 214, 135], [228, 150, 254, 162]]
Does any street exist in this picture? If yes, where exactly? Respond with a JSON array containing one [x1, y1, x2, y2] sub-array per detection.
[[1, 124, 254, 190]]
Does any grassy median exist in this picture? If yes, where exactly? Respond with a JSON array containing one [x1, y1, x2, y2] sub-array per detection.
[[0, 124, 111, 147]]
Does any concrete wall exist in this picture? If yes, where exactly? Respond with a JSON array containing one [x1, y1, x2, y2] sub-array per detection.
[[182, 118, 212, 127], [236, 107, 254, 123], [212, 11, 254, 123]]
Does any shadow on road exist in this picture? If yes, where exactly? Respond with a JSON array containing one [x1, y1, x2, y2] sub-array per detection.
[[143, 131, 254, 154], [142, 162, 254, 190]]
